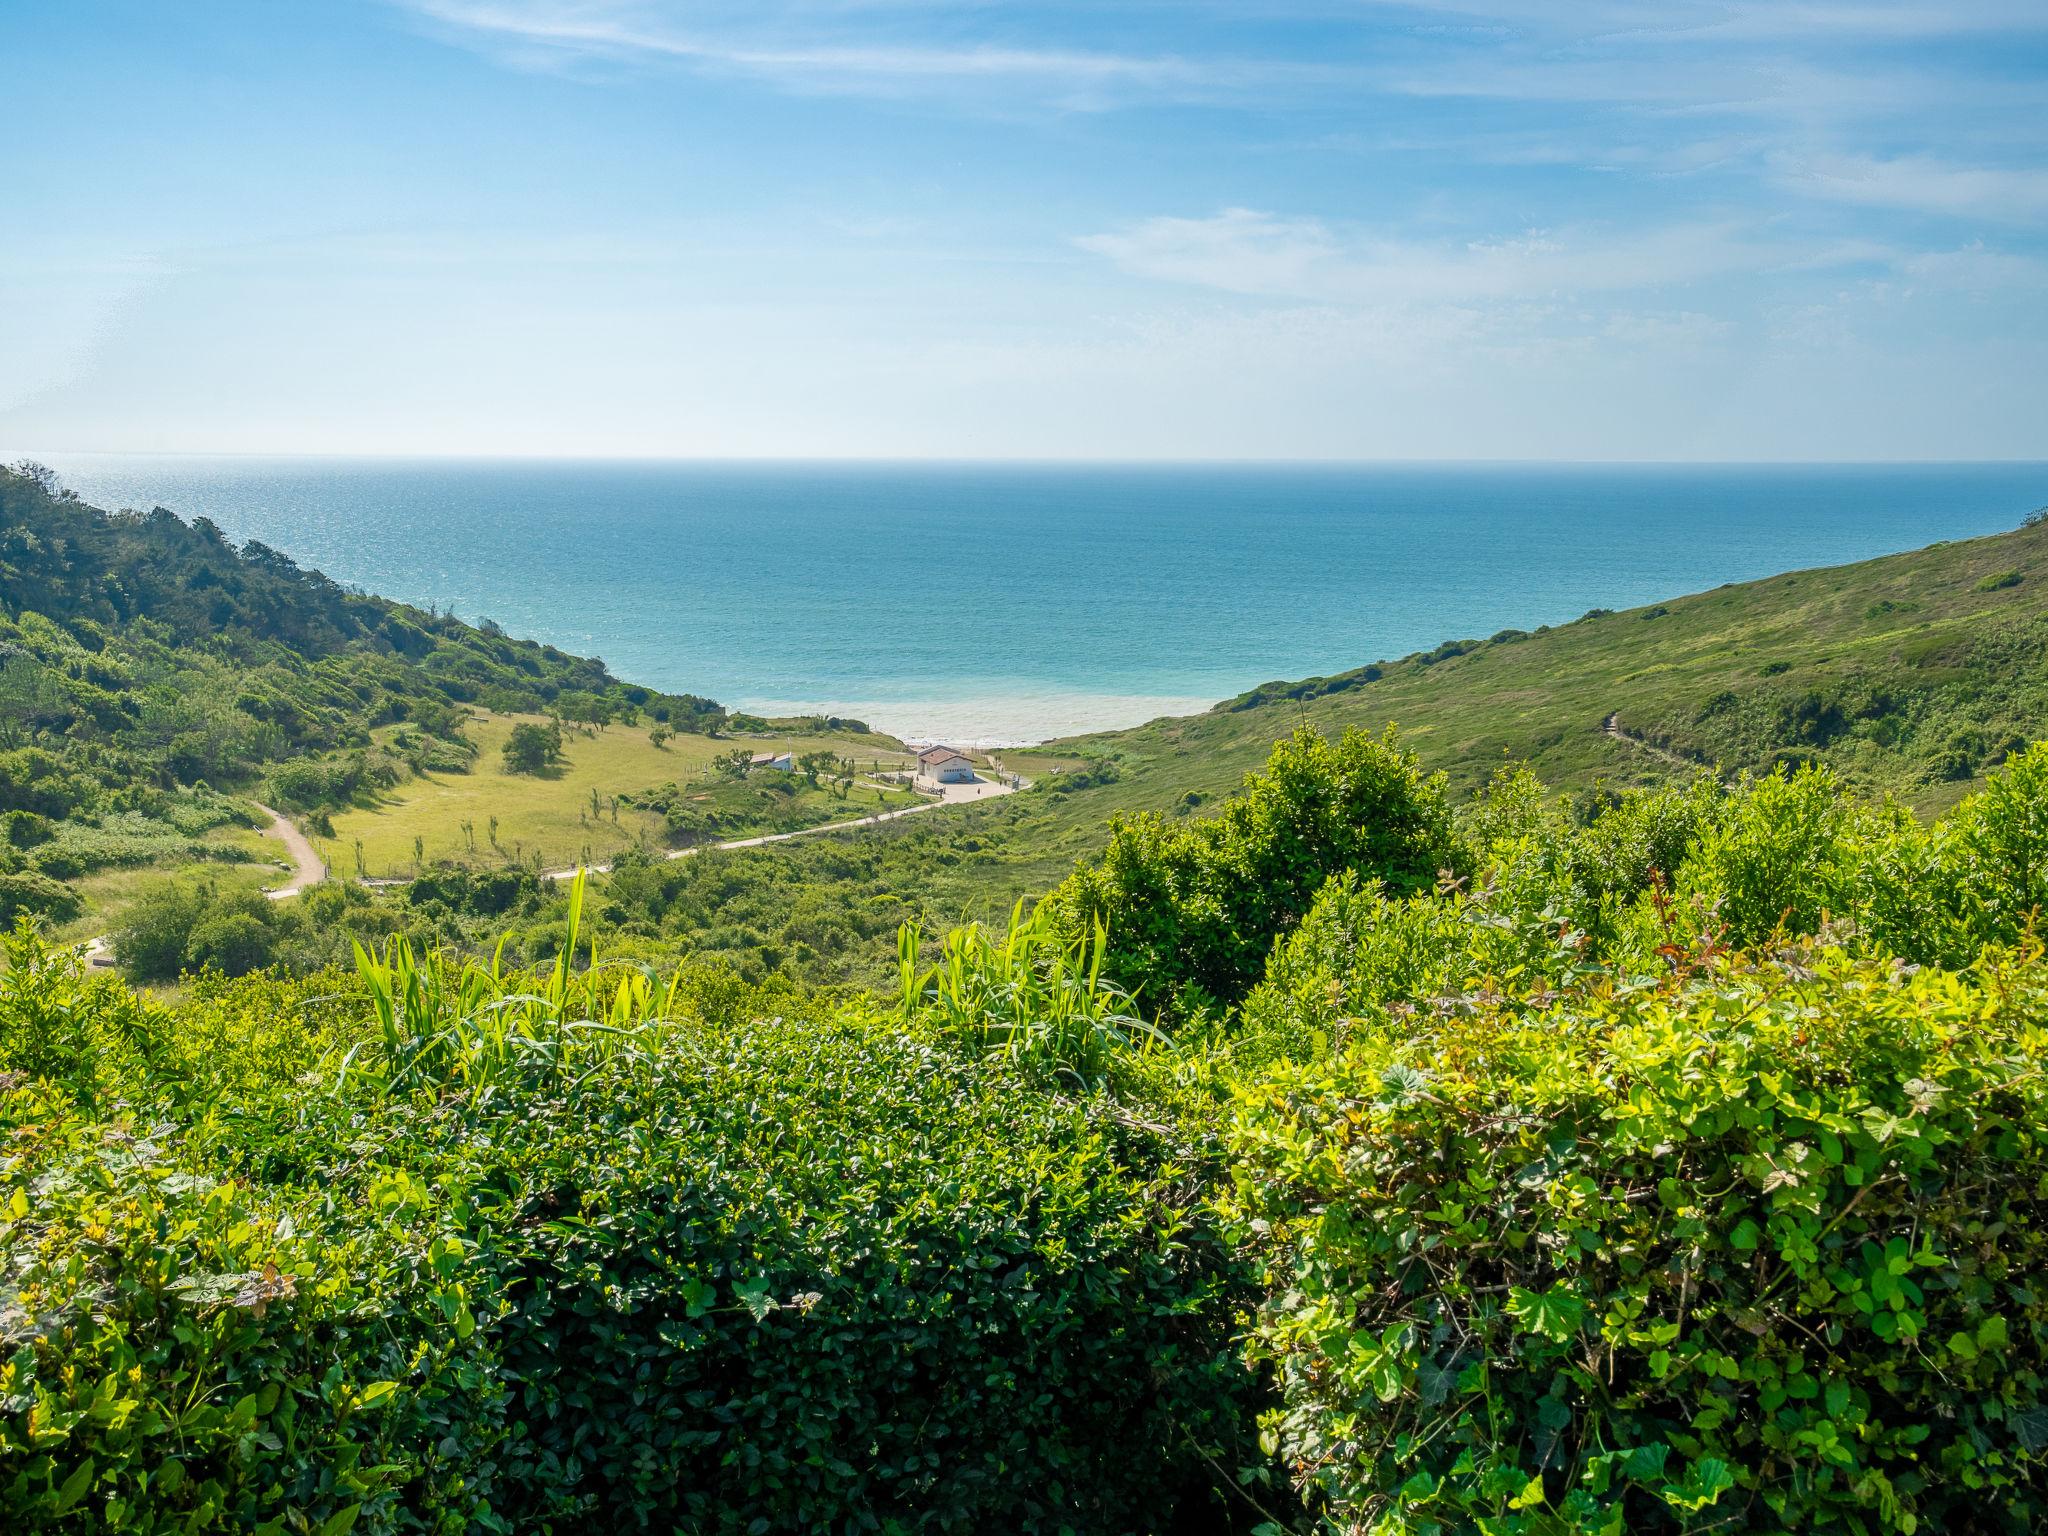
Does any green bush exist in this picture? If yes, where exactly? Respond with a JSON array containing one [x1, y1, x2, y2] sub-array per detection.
[[500, 720, 562, 776], [1047, 727, 1463, 1017], [0, 871, 79, 927], [1229, 947, 2048, 1534], [1676, 763, 1856, 946], [1, 907, 1266, 1533]]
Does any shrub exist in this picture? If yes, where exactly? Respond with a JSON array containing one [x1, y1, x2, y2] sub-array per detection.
[[1947, 739, 2048, 937], [0, 871, 79, 927], [501, 720, 563, 776], [110, 881, 289, 983], [1677, 764, 1856, 946], [1, 893, 1267, 1534], [182, 910, 276, 976], [1230, 947, 2048, 1534], [1047, 727, 1463, 1017]]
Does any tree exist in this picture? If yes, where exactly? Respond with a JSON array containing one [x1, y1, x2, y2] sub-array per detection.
[[503, 720, 564, 776], [1044, 726, 1464, 1018]]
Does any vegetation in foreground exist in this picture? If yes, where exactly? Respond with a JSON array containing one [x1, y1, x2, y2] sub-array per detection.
[[6, 728, 2048, 1533]]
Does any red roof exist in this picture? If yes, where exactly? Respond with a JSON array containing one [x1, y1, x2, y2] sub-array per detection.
[[917, 745, 969, 764]]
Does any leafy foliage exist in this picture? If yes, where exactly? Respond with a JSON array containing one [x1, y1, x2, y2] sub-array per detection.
[[1045, 727, 1463, 1018], [498, 719, 562, 776], [1229, 947, 2048, 1534], [897, 898, 1163, 1085], [0, 885, 1264, 1533]]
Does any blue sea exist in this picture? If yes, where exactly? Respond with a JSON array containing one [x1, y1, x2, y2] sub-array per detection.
[[31, 457, 2048, 744]]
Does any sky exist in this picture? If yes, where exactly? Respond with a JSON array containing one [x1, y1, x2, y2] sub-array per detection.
[[3, 0, 2046, 461]]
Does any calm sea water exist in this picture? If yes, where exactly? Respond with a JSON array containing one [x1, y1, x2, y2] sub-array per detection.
[[32, 457, 2048, 743]]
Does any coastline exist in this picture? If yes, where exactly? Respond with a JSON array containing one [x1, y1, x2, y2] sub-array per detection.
[[740, 691, 1224, 749]]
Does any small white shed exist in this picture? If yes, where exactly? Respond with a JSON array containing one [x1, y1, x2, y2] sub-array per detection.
[[750, 751, 795, 772], [916, 746, 976, 785]]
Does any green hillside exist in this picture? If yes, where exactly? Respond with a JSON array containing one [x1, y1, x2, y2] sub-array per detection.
[[548, 515, 2048, 986], [10, 455, 2048, 989], [0, 462, 912, 941], [998, 514, 2048, 825]]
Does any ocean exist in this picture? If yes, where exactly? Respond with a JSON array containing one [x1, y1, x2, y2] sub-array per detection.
[[31, 457, 2048, 744]]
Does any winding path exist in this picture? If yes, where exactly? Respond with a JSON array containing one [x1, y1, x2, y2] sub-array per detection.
[[1602, 713, 1723, 780], [76, 777, 1014, 967], [254, 801, 327, 898]]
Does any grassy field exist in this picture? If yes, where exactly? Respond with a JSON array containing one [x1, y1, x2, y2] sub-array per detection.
[[50, 824, 284, 945], [326, 713, 920, 878]]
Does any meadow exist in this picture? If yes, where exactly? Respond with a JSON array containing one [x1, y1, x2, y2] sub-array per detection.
[[324, 711, 918, 878], [42, 827, 282, 949]]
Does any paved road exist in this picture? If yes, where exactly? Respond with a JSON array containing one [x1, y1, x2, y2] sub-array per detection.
[[541, 773, 1021, 883]]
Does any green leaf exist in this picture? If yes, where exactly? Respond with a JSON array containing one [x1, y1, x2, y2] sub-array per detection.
[[347, 1381, 401, 1413], [312, 1504, 363, 1536], [1507, 1285, 1585, 1343], [52, 1457, 94, 1514]]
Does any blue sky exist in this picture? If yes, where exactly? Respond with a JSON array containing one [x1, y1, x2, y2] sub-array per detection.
[[4, 0, 2045, 459]]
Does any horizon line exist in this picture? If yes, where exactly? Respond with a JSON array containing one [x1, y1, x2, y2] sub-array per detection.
[[12, 448, 2048, 470]]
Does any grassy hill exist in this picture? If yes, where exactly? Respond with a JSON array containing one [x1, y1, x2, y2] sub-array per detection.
[[12, 451, 2048, 988], [609, 514, 2048, 985], [0, 461, 896, 939], [325, 710, 919, 880], [1014, 512, 2048, 816]]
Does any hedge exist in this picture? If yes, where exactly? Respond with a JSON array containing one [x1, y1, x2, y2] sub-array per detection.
[[0, 928, 1264, 1533], [1228, 945, 2048, 1533]]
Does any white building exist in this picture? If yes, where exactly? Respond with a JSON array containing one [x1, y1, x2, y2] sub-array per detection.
[[750, 751, 795, 772], [916, 745, 976, 785]]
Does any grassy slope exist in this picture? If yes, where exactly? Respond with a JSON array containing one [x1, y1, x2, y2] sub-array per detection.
[[328, 712, 920, 877], [1014, 519, 2048, 814], [724, 519, 2048, 958], [47, 827, 281, 947]]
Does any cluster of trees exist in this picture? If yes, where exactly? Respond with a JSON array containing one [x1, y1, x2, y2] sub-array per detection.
[[0, 462, 731, 916], [501, 719, 564, 775]]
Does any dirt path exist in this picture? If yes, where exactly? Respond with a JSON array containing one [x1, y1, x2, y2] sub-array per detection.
[[541, 773, 1021, 883], [1602, 713, 1718, 778], [76, 801, 325, 969], [254, 801, 327, 898]]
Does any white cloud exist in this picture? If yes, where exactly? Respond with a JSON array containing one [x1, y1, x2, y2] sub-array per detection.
[[1773, 152, 2048, 223], [1075, 208, 1829, 306], [397, 0, 1346, 104]]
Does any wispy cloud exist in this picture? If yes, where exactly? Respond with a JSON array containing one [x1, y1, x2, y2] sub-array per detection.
[[398, 0, 1344, 105], [1362, 0, 2048, 43], [1075, 207, 1857, 306], [1773, 152, 2048, 223]]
